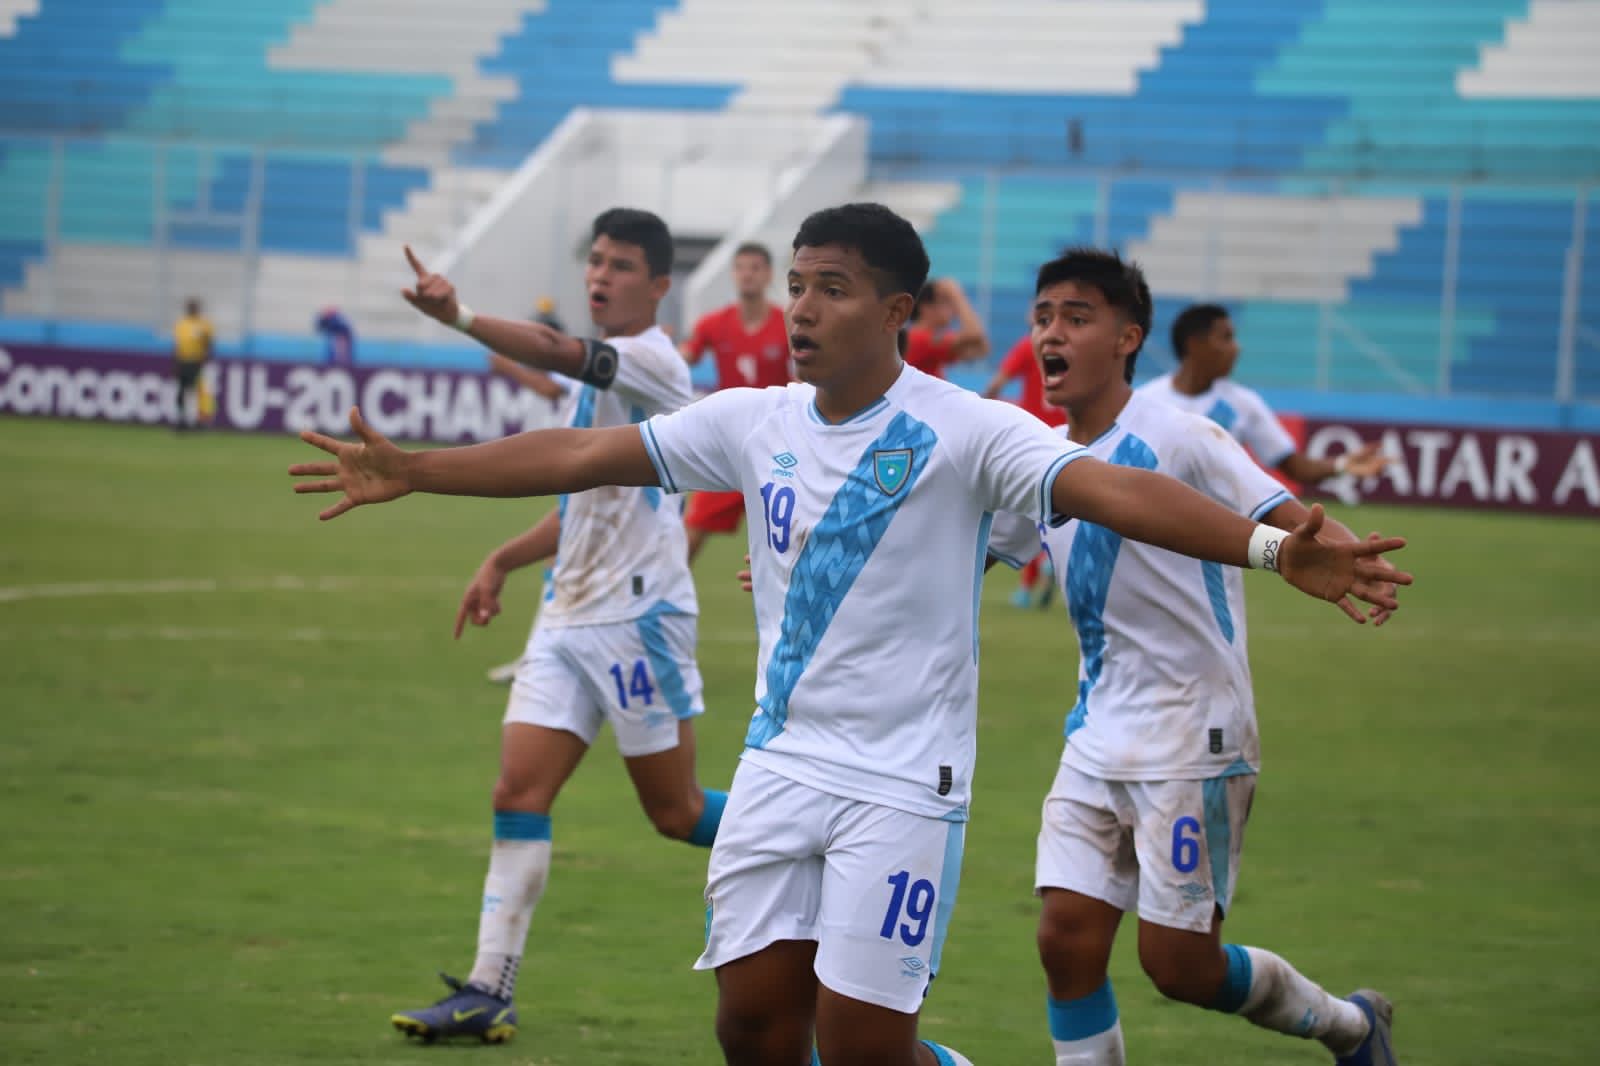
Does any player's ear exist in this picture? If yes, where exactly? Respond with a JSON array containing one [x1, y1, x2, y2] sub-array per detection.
[[650, 271, 672, 302], [884, 291, 915, 333], [1117, 322, 1143, 358]]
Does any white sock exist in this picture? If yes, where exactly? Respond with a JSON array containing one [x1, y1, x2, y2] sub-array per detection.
[[1052, 1021, 1125, 1065], [1048, 981, 1125, 1065], [467, 813, 552, 1001], [1230, 945, 1370, 1056]]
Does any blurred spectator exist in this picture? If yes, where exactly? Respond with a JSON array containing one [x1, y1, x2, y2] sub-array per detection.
[[172, 297, 214, 431], [315, 307, 355, 367], [532, 295, 564, 332], [903, 277, 988, 378]]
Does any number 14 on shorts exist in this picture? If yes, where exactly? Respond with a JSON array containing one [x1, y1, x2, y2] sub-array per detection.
[[607, 659, 655, 709]]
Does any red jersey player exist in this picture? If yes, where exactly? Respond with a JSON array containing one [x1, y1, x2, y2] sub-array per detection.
[[902, 276, 989, 378], [984, 332, 1065, 607], [680, 242, 790, 561], [983, 333, 1067, 427]]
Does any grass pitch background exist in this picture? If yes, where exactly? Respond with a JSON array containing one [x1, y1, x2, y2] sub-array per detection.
[[2, 418, 1597, 1064]]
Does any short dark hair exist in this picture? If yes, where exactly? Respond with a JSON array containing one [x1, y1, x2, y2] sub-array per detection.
[[792, 203, 929, 299], [1034, 247, 1152, 383], [1170, 303, 1230, 361], [913, 280, 941, 320], [591, 207, 673, 277], [733, 241, 771, 266]]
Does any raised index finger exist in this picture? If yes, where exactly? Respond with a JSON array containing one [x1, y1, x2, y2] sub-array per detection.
[[404, 244, 428, 279]]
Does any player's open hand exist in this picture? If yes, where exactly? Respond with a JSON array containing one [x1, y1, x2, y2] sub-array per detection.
[[289, 406, 413, 520], [1276, 504, 1413, 623], [1355, 531, 1401, 627], [401, 245, 460, 325], [1343, 440, 1391, 479], [736, 554, 753, 594], [455, 559, 507, 639]]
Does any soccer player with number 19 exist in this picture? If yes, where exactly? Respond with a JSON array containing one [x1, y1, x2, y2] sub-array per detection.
[[290, 203, 1409, 1066], [988, 249, 1402, 1065]]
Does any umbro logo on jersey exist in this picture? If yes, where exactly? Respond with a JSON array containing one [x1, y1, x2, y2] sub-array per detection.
[[773, 452, 798, 468], [873, 449, 913, 495]]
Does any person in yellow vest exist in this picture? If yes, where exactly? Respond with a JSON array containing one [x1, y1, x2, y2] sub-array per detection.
[[173, 298, 214, 430]]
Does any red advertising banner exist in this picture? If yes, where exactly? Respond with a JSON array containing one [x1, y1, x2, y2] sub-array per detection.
[[1288, 416, 1599, 518]]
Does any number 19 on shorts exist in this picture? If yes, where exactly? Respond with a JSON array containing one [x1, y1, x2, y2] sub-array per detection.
[[879, 870, 936, 947]]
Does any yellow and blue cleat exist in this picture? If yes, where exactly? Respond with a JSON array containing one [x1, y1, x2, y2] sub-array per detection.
[[391, 973, 517, 1044]]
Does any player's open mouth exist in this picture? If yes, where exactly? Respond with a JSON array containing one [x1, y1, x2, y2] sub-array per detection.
[[1040, 353, 1069, 388], [588, 291, 609, 309], [790, 334, 818, 358]]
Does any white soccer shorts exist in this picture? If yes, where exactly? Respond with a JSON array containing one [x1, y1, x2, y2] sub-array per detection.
[[1035, 761, 1256, 933], [504, 612, 704, 757], [695, 760, 965, 1014]]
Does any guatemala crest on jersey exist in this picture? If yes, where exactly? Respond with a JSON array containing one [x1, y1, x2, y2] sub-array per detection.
[[873, 448, 913, 495]]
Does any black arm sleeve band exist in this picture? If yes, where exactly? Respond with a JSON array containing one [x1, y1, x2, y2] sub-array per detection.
[[579, 338, 620, 389]]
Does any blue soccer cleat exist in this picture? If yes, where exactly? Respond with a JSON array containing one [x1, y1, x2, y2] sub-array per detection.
[[391, 973, 517, 1044], [1336, 990, 1396, 1066]]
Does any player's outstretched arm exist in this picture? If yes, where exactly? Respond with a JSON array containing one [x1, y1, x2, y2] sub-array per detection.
[[290, 406, 658, 520], [402, 246, 587, 378], [1052, 459, 1412, 618]]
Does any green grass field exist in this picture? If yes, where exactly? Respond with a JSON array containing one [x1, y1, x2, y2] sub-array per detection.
[[3, 417, 1598, 1065]]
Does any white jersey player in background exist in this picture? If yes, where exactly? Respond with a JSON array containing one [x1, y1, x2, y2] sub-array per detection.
[[289, 204, 1410, 1066], [987, 249, 1400, 1066], [1140, 304, 1390, 498], [385, 209, 730, 1046]]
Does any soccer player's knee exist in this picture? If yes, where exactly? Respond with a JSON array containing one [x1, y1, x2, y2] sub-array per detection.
[[714, 1001, 790, 1064], [644, 796, 699, 841], [1036, 905, 1105, 974], [491, 773, 540, 812]]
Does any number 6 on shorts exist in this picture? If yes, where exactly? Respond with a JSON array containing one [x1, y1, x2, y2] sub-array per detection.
[[1171, 815, 1201, 873]]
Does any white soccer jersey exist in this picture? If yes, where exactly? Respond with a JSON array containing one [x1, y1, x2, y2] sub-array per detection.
[[1139, 373, 1296, 469], [988, 392, 1292, 781], [641, 366, 1086, 819], [538, 326, 698, 627]]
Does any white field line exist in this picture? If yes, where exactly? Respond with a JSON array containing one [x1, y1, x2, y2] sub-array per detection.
[[0, 624, 757, 644], [0, 575, 461, 603]]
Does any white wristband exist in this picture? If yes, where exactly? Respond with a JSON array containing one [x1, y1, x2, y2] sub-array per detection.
[[1333, 454, 1350, 475], [453, 303, 476, 333], [1247, 523, 1283, 573]]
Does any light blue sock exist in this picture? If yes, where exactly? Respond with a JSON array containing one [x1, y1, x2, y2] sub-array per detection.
[[687, 788, 726, 847], [920, 1039, 973, 1065], [493, 809, 551, 841], [1049, 979, 1123, 1063], [1210, 943, 1253, 1014]]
